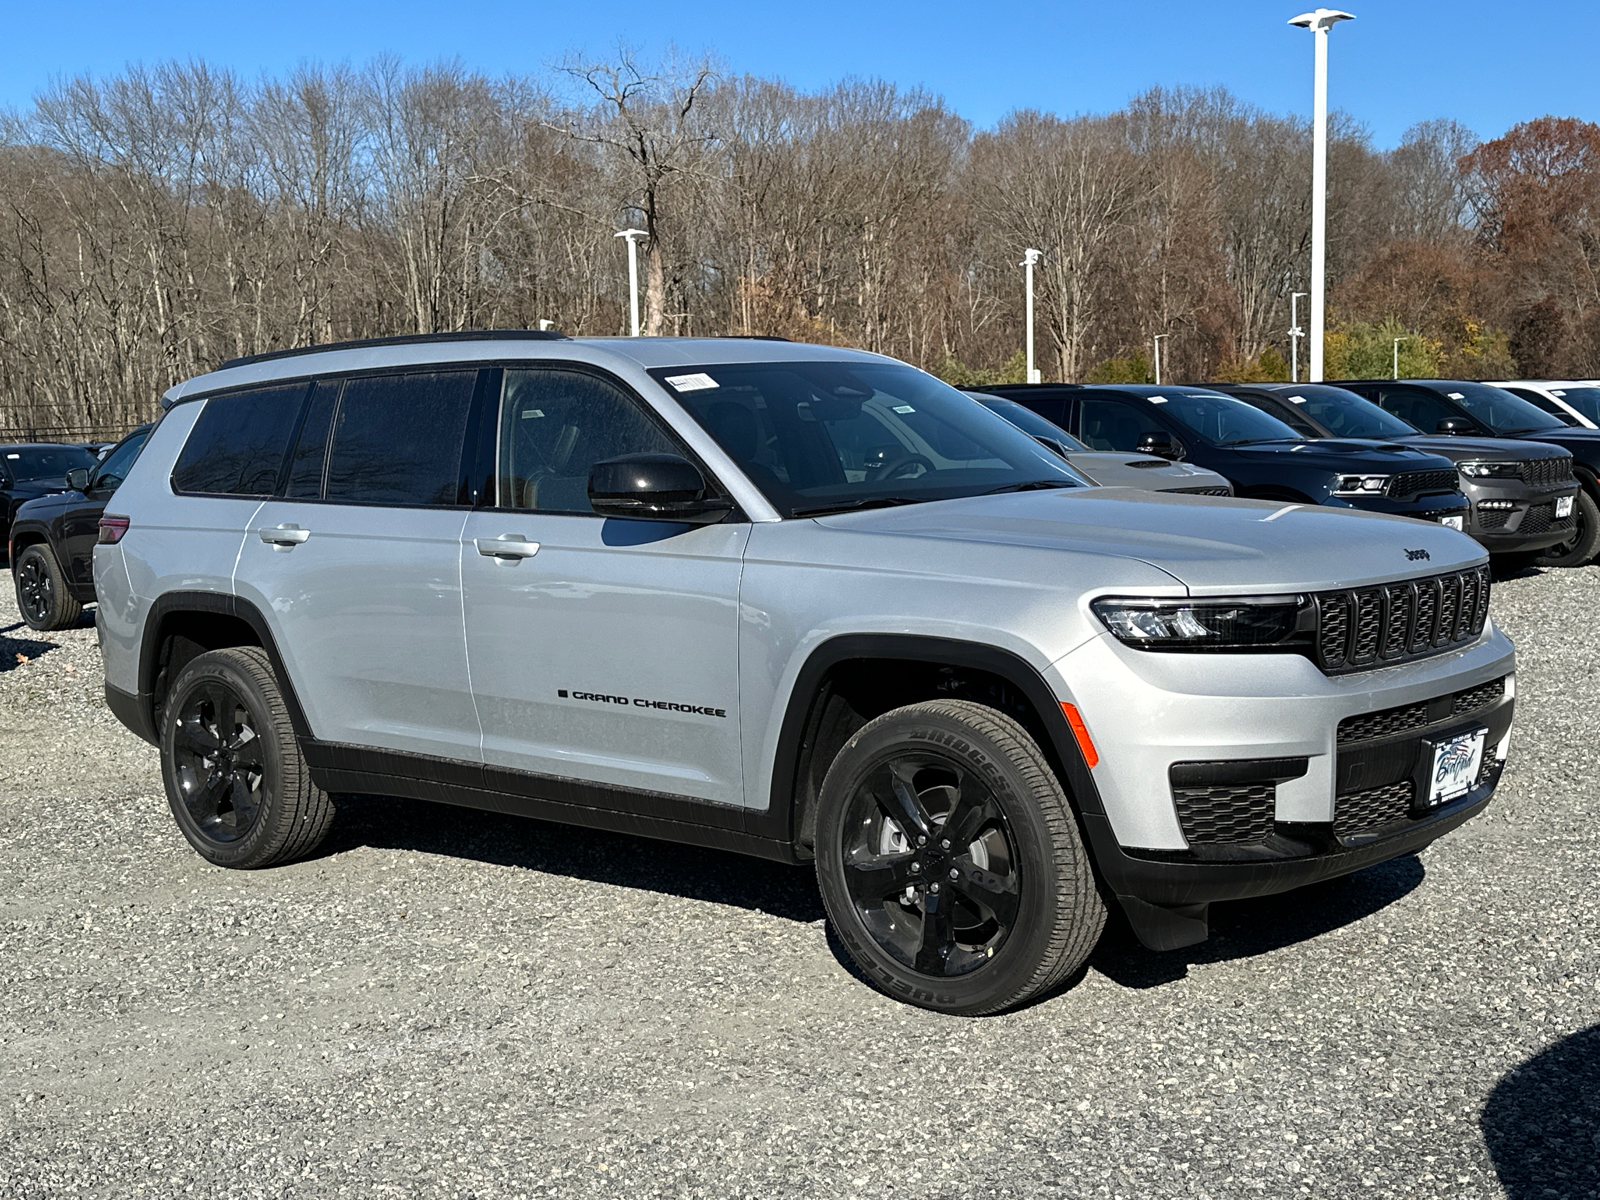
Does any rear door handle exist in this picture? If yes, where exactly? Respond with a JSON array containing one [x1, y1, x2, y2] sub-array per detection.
[[258, 523, 310, 547], [476, 534, 540, 561]]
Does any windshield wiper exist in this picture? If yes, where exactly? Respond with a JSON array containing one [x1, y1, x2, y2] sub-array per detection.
[[983, 480, 1079, 494], [790, 496, 927, 518]]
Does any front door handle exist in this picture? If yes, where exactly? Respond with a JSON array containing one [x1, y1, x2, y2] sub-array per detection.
[[258, 523, 311, 548], [476, 534, 541, 561]]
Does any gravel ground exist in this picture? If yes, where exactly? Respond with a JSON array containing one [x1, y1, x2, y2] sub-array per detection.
[[1, 568, 1595, 1200]]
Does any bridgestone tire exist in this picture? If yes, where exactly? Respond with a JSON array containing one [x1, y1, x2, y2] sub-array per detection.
[[160, 647, 334, 869], [1532, 488, 1600, 569], [814, 700, 1105, 1015], [13, 544, 81, 631]]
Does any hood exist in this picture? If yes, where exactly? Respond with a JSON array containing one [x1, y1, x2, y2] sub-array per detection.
[[12, 488, 82, 521], [1225, 438, 1454, 471], [814, 488, 1485, 594], [1063, 452, 1227, 491], [1395, 435, 1567, 462], [5, 478, 73, 504]]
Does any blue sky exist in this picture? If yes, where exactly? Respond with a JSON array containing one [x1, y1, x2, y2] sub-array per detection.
[[2, 1, 1592, 147]]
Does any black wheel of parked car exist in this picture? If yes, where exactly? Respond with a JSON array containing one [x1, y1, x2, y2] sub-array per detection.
[[160, 646, 334, 869], [814, 699, 1105, 1015], [1532, 489, 1600, 569], [12, 543, 81, 631]]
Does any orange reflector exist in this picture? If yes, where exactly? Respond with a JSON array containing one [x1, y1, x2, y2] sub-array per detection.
[[1060, 703, 1099, 769]]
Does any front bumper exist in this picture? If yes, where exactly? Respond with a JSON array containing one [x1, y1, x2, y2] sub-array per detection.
[[1464, 482, 1580, 553]]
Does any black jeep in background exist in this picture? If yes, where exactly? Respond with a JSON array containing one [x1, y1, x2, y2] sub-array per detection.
[[9, 425, 151, 630], [0, 442, 101, 563]]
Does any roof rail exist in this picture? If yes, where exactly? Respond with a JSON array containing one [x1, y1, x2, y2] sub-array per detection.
[[218, 328, 569, 371]]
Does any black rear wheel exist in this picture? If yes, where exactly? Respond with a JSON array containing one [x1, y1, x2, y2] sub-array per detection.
[[13, 544, 81, 631], [815, 700, 1104, 1015]]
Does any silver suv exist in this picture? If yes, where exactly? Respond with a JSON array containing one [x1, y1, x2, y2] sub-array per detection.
[[96, 334, 1516, 1014]]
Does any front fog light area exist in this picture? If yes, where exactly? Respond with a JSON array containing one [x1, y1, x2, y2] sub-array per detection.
[[1092, 596, 1315, 652]]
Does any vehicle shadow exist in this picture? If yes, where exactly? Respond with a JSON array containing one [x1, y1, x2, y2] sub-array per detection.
[[1481, 1024, 1600, 1200], [1089, 853, 1427, 989], [0, 629, 63, 669], [317, 793, 827, 924]]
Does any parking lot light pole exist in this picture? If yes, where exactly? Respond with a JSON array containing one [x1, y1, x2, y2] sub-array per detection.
[[1289, 8, 1354, 382], [1393, 336, 1410, 379], [615, 229, 647, 337], [1153, 334, 1168, 385], [1289, 291, 1308, 382], [1022, 249, 1043, 383]]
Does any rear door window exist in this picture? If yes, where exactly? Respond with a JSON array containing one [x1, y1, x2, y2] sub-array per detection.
[[1375, 386, 1459, 433], [1077, 397, 1171, 452], [171, 383, 309, 495], [324, 371, 478, 507]]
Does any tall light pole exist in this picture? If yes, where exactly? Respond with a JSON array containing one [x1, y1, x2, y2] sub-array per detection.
[[1289, 291, 1309, 383], [1153, 334, 1168, 386], [1392, 336, 1410, 379], [615, 228, 647, 337], [1289, 8, 1354, 382], [1021, 249, 1043, 383]]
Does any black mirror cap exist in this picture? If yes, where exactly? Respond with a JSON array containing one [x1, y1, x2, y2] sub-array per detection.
[[1136, 432, 1183, 460], [588, 454, 734, 524], [65, 468, 91, 492], [1436, 417, 1473, 435]]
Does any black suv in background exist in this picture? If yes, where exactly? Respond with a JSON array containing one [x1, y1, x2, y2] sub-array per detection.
[[981, 384, 1469, 524], [1332, 380, 1600, 567], [9, 425, 151, 630], [1216, 383, 1579, 567], [0, 442, 101, 561]]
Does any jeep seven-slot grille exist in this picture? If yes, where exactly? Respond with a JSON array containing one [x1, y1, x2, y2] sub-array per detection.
[[1520, 456, 1573, 486], [1172, 783, 1276, 845], [1336, 675, 1507, 745], [1314, 566, 1490, 673], [1387, 469, 1459, 500]]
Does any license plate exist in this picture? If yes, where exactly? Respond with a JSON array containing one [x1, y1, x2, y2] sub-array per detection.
[[1557, 495, 1575, 518], [1439, 514, 1465, 531], [1427, 728, 1486, 808]]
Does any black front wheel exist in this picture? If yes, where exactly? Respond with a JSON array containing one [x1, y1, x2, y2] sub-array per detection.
[[1533, 489, 1600, 568], [814, 700, 1104, 1015], [13, 544, 81, 631]]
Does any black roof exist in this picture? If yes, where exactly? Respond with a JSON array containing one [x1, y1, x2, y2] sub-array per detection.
[[218, 329, 570, 371]]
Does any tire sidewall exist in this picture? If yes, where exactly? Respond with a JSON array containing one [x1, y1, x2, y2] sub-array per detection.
[[15, 546, 61, 631], [814, 706, 1071, 1014], [160, 650, 290, 868], [1534, 488, 1600, 568]]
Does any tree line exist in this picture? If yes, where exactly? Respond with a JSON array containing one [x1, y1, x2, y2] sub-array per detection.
[[0, 53, 1594, 439]]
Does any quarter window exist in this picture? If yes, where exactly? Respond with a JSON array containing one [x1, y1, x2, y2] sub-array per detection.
[[171, 383, 308, 496], [324, 371, 477, 507]]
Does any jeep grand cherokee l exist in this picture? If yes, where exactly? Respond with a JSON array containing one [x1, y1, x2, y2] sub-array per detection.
[[96, 333, 1515, 1015]]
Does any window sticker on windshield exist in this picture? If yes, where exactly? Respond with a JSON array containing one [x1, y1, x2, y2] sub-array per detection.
[[1149, 396, 1168, 404], [1448, 392, 1465, 400], [666, 373, 719, 392], [521, 408, 545, 419], [1288, 395, 1307, 403], [5, 454, 16, 459], [1552, 390, 1566, 396], [892, 405, 916, 414]]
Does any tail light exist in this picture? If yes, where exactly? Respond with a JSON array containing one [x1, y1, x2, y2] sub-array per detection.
[[97, 515, 130, 545]]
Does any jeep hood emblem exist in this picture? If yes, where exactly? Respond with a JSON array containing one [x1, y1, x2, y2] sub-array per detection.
[[1406, 548, 1431, 561]]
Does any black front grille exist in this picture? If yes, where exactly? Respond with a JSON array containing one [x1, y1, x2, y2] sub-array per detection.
[[1337, 675, 1507, 745], [1454, 676, 1506, 716], [1172, 783, 1275, 845], [1164, 485, 1233, 496], [1315, 567, 1490, 674], [1520, 457, 1574, 486], [1388, 469, 1460, 500], [1519, 502, 1571, 536], [1335, 780, 1414, 835]]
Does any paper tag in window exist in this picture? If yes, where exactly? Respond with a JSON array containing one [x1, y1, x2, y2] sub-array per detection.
[[1448, 392, 1465, 400], [521, 408, 545, 419], [666, 373, 719, 392], [892, 405, 916, 414], [1149, 396, 1168, 404]]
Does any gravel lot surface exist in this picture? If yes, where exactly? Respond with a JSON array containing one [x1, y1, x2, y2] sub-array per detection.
[[1, 568, 1596, 1200]]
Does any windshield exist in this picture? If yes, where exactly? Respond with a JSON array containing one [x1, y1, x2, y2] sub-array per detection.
[[1143, 390, 1304, 446], [1549, 386, 1600, 426], [1446, 383, 1566, 433], [650, 361, 1083, 517], [2, 444, 98, 483], [969, 393, 1091, 452], [1275, 385, 1420, 438]]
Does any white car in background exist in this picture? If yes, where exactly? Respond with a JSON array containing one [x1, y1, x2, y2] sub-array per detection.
[[1490, 381, 1600, 430]]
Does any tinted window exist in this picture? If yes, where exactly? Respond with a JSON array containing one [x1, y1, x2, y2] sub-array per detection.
[[971, 394, 1090, 451], [285, 379, 341, 498], [1077, 397, 1173, 452], [1144, 390, 1302, 445], [90, 429, 151, 493], [171, 384, 308, 495], [1375, 386, 1460, 433], [1548, 386, 1600, 425], [1235, 393, 1323, 437], [2, 445, 98, 483], [1274, 385, 1420, 438], [499, 369, 681, 513], [1437, 382, 1564, 434], [324, 371, 477, 507]]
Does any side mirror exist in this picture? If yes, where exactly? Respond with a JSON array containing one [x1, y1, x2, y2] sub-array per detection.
[[588, 454, 734, 524], [1435, 417, 1473, 435], [1136, 432, 1183, 460], [65, 468, 91, 492]]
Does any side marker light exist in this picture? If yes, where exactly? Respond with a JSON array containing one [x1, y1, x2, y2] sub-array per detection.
[[1061, 702, 1099, 769]]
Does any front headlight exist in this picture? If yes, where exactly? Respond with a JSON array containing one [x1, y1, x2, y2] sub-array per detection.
[[1092, 596, 1316, 653], [1459, 461, 1521, 479], [1332, 474, 1391, 496]]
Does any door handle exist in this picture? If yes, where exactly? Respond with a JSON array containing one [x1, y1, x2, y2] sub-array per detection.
[[476, 534, 540, 561], [258, 523, 311, 548]]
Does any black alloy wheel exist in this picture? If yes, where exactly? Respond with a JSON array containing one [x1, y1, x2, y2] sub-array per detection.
[[1533, 488, 1600, 568], [171, 681, 268, 843], [840, 754, 1020, 976], [12, 544, 81, 631]]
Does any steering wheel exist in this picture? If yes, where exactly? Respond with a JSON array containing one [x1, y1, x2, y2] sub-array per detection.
[[869, 450, 935, 481]]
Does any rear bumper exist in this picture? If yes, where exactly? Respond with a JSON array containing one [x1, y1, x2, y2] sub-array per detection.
[[105, 682, 158, 745]]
